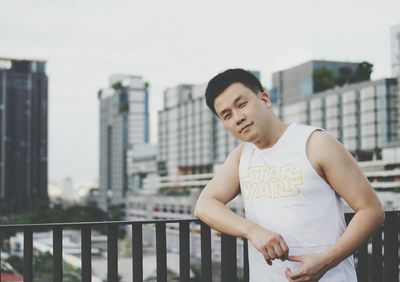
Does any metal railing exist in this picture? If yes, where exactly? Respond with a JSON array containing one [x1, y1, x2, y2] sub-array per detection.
[[0, 211, 398, 282]]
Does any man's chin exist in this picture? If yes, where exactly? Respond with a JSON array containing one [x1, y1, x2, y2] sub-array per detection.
[[236, 134, 254, 143]]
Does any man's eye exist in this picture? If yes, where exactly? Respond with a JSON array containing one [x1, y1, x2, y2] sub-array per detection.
[[239, 102, 247, 108], [224, 114, 231, 120]]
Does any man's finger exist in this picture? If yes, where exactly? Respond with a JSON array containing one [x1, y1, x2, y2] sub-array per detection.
[[260, 250, 273, 265], [284, 268, 296, 282], [279, 240, 289, 259], [285, 267, 304, 280], [287, 255, 303, 262], [273, 244, 284, 260], [266, 246, 277, 260]]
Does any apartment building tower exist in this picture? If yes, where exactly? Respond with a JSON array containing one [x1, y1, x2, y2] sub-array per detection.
[[0, 57, 49, 213], [98, 75, 149, 210]]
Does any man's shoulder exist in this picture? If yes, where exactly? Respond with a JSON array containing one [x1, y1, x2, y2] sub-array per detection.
[[307, 129, 344, 164], [232, 142, 246, 156], [226, 143, 246, 163]]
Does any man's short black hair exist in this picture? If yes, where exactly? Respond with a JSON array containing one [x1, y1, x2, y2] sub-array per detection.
[[205, 68, 264, 116]]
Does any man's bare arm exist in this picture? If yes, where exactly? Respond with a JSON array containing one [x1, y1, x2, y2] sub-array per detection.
[[194, 143, 289, 263], [312, 132, 384, 266], [286, 131, 385, 281]]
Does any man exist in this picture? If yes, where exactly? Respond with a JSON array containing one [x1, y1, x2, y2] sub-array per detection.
[[194, 69, 384, 281]]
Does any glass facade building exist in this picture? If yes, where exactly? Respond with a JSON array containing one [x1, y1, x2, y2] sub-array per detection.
[[158, 84, 240, 176], [283, 79, 399, 160], [0, 57, 49, 212], [272, 60, 360, 105], [98, 75, 149, 210]]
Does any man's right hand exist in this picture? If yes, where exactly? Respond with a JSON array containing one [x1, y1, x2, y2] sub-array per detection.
[[247, 224, 289, 265]]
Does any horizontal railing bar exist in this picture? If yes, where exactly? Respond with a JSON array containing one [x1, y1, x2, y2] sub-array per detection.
[[1, 211, 398, 229], [0, 218, 199, 229]]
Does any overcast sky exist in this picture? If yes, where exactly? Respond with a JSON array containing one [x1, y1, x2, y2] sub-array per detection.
[[1, 0, 399, 183]]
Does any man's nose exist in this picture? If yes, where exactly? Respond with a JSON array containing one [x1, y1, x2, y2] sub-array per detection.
[[234, 111, 246, 125]]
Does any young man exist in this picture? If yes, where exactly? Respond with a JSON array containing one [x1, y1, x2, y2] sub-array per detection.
[[194, 69, 384, 281]]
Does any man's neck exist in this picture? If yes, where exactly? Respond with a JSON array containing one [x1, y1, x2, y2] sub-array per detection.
[[254, 120, 289, 150]]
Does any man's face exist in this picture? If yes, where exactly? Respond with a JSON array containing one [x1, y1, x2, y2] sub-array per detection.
[[214, 82, 271, 142]]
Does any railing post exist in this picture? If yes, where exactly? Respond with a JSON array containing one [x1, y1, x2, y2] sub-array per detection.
[[81, 225, 92, 282], [23, 228, 33, 282], [52, 226, 63, 282], [200, 222, 212, 282], [179, 221, 190, 282], [132, 223, 143, 282], [384, 211, 399, 282], [355, 241, 368, 281], [221, 233, 237, 282], [107, 224, 118, 282], [156, 222, 167, 282], [243, 238, 249, 282], [371, 226, 383, 282], [0, 236, 2, 282]]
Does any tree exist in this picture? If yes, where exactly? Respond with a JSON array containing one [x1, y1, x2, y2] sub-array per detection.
[[313, 67, 338, 92], [313, 61, 373, 93], [335, 67, 353, 86], [349, 61, 373, 83]]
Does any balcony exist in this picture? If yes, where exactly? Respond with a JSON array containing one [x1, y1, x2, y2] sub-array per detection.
[[0, 211, 398, 282]]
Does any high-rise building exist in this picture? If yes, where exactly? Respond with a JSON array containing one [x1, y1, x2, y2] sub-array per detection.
[[391, 24, 400, 80], [271, 60, 361, 105], [281, 78, 399, 160], [0, 57, 49, 213], [98, 75, 149, 210], [158, 84, 241, 177]]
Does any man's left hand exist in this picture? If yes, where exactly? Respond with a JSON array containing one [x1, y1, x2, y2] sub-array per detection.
[[284, 253, 330, 282]]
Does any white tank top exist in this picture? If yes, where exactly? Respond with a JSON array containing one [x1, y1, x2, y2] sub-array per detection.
[[239, 123, 357, 282]]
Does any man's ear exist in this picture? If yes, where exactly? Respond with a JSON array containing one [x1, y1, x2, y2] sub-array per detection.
[[260, 92, 271, 107]]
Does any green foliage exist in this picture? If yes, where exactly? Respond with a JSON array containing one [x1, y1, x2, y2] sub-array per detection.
[[0, 204, 108, 225], [14, 251, 81, 282], [313, 67, 339, 92], [313, 61, 373, 93], [34, 251, 53, 282], [5, 255, 23, 274], [107, 204, 125, 221], [119, 101, 129, 113], [0, 199, 11, 217], [112, 81, 124, 90], [349, 61, 373, 83]]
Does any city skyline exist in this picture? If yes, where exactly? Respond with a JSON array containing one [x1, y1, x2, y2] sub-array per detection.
[[1, 0, 399, 182]]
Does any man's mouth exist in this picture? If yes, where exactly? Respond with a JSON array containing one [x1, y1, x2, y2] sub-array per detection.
[[239, 122, 253, 133]]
